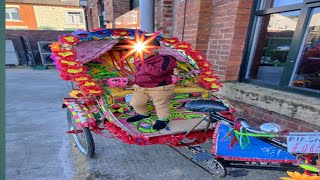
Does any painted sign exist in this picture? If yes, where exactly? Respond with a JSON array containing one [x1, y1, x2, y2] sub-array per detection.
[[286, 133, 320, 153]]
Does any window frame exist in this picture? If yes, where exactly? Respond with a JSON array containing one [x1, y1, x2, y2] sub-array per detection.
[[66, 11, 84, 25], [5, 7, 20, 21], [239, 0, 320, 97]]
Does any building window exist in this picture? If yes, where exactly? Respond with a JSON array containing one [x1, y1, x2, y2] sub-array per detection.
[[66, 12, 83, 24], [6, 8, 20, 21], [291, 8, 320, 91], [243, 0, 320, 95]]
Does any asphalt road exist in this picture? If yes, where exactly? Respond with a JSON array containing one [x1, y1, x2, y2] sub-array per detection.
[[5, 68, 288, 180]]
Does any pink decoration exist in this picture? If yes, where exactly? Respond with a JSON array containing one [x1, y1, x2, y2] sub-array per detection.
[[171, 76, 186, 84], [107, 78, 129, 88], [172, 76, 178, 84]]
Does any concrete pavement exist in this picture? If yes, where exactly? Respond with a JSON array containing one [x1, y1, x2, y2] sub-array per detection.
[[6, 68, 288, 180], [6, 68, 74, 180]]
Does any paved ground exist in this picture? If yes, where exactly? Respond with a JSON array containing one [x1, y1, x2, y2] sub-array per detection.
[[6, 68, 288, 180], [6, 68, 74, 180]]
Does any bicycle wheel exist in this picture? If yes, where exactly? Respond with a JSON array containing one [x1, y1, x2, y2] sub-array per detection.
[[207, 158, 227, 178], [67, 108, 95, 157]]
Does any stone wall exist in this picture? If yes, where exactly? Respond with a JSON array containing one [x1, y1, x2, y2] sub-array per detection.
[[218, 83, 320, 132], [33, 5, 86, 30]]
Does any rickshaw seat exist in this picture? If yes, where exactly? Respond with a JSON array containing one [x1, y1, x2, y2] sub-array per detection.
[[185, 100, 229, 113]]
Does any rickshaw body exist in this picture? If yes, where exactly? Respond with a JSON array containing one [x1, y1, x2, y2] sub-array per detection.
[[51, 28, 230, 155], [51, 28, 319, 178]]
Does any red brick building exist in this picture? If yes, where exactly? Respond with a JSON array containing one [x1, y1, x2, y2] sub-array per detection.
[[86, 0, 320, 132]]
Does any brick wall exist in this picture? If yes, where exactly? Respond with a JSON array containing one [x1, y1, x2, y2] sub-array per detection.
[[154, 0, 174, 36], [86, 0, 130, 30], [160, 0, 253, 76], [161, 0, 212, 54], [87, 0, 101, 30], [112, 0, 130, 19], [5, 30, 72, 65], [226, 98, 319, 132], [207, 0, 253, 81], [104, 0, 130, 28]]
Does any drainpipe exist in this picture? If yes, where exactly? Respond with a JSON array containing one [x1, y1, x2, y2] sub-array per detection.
[[83, 7, 89, 30], [139, 0, 154, 32]]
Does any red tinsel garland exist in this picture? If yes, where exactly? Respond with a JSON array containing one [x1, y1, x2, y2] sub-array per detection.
[[104, 121, 213, 146]]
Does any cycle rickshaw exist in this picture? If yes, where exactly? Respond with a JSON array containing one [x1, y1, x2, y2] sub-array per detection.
[[51, 28, 319, 178]]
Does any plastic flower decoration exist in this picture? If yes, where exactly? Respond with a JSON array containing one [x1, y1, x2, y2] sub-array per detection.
[[118, 29, 161, 65]]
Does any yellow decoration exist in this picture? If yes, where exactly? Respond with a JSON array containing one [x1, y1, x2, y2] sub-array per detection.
[[64, 36, 75, 42], [61, 60, 77, 65], [58, 51, 74, 57], [201, 91, 210, 99], [50, 42, 61, 51], [84, 82, 96, 86], [178, 45, 189, 48], [107, 95, 113, 105], [69, 90, 82, 98], [75, 77, 88, 81], [281, 171, 320, 180], [67, 68, 83, 73], [89, 90, 101, 94], [177, 61, 194, 72], [203, 77, 216, 82], [210, 84, 220, 89]]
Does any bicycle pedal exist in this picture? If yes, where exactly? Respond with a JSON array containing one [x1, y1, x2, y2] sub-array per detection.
[[191, 152, 213, 161]]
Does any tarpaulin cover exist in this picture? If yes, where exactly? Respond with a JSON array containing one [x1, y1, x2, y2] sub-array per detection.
[[212, 124, 297, 163], [74, 40, 119, 63]]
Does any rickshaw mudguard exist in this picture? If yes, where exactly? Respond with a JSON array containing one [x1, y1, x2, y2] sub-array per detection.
[[62, 98, 96, 128]]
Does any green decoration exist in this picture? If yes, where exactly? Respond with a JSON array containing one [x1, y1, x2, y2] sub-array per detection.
[[169, 112, 183, 119], [233, 130, 277, 138], [174, 94, 190, 99], [300, 164, 319, 172], [184, 114, 203, 120]]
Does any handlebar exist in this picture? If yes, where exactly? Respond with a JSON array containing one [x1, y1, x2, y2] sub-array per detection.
[[236, 118, 275, 135]]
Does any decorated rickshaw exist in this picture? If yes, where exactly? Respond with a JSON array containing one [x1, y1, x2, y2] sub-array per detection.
[[51, 28, 320, 178]]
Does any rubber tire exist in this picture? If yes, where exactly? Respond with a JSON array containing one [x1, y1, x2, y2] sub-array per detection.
[[207, 158, 227, 178], [67, 109, 95, 158]]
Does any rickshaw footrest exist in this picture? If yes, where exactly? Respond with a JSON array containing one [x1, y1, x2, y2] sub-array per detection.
[[191, 152, 213, 161]]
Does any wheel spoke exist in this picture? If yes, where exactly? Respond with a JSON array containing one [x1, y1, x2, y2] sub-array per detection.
[[68, 110, 88, 154]]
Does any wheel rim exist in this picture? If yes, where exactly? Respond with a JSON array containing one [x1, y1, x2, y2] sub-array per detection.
[[207, 159, 226, 177], [67, 110, 90, 155]]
